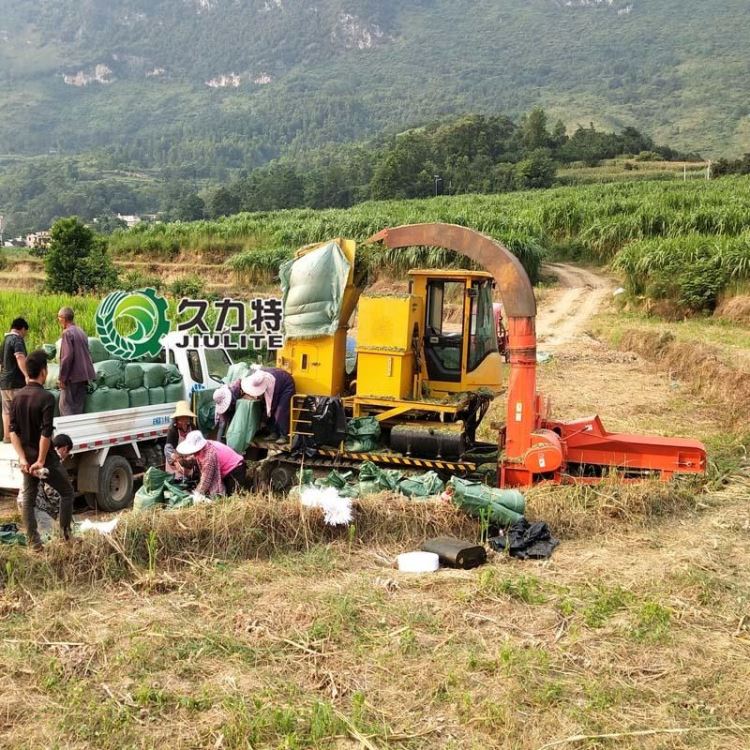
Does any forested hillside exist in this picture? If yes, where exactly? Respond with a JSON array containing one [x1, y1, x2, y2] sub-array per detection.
[[1, 0, 748, 164]]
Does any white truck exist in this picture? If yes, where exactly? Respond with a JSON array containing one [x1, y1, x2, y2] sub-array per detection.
[[0, 333, 234, 510]]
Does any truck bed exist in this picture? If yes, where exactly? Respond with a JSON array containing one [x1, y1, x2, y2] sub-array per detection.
[[0, 403, 180, 491]]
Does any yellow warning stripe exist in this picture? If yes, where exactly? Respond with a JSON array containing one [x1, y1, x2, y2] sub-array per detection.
[[316, 449, 474, 472]]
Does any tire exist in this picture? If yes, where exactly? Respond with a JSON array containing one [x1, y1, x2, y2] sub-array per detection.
[[91, 455, 135, 512], [258, 460, 296, 493]]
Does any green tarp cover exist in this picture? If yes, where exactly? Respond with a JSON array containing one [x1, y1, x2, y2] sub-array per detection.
[[226, 399, 262, 453], [448, 476, 525, 526], [280, 241, 351, 340], [128, 387, 149, 408], [94, 360, 125, 389]]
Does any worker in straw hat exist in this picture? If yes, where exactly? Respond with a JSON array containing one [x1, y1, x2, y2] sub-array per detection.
[[176, 430, 246, 497], [164, 401, 199, 478], [240, 366, 295, 444]]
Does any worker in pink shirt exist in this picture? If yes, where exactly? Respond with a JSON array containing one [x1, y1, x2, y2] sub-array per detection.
[[176, 431, 246, 496]]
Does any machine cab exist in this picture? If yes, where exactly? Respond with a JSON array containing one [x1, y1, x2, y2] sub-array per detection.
[[409, 270, 503, 395]]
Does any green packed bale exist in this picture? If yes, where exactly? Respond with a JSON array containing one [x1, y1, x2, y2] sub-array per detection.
[[42, 343, 56, 360], [226, 399, 262, 453], [94, 360, 125, 389], [128, 387, 149, 408], [87, 337, 111, 364], [148, 386, 166, 405], [164, 382, 184, 403], [164, 364, 182, 385], [44, 363, 60, 390], [141, 363, 166, 388], [84, 386, 130, 414], [123, 363, 144, 390]]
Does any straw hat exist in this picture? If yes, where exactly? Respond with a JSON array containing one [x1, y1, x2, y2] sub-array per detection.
[[171, 400, 196, 420], [176, 430, 207, 455], [213, 385, 232, 415], [241, 372, 269, 398]]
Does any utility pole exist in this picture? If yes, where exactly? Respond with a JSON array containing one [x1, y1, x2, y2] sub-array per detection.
[[0, 215, 4, 247], [433, 174, 442, 197], [706, 160, 712, 180]]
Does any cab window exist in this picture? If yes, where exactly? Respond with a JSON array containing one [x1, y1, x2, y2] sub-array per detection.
[[187, 350, 203, 384], [467, 280, 498, 371], [205, 348, 232, 383]]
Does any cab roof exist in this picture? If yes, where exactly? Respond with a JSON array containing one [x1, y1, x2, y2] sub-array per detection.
[[407, 269, 494, 280]]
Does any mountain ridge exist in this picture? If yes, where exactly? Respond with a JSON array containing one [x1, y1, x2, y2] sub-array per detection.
[[0, 0, 748, 163]]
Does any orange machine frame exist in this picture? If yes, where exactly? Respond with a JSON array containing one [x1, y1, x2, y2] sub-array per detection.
[[367, 223, 706, 488]]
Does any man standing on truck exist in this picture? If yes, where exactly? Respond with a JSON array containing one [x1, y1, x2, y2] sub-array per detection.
[[0, 317, 29, 443], [57, 307, 96, 416], [9, 350, 75, 550]]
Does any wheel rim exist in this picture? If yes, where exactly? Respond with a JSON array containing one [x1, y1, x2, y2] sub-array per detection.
[[109, 467, 129, 502]]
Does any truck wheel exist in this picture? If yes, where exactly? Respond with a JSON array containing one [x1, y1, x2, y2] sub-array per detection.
[[90, 455, 134, 512]]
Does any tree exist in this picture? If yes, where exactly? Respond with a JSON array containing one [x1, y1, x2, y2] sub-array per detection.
[[514, 149, 557, 189], [45, 216, 118, 294], [173, 193, 206, 222], [521, 108, 552, 151], [208, 186, 240, 218]]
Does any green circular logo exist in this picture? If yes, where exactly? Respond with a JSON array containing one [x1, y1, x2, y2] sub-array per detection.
[[95, 288, 170, 360]]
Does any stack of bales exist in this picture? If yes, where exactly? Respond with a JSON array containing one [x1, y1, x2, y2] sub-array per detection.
[[43, 337, 184, 416]]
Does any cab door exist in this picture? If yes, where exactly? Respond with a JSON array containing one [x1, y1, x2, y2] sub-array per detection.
[[423, 279, 465, 383]]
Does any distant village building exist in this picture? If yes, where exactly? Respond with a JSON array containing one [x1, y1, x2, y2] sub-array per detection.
[[117, 213, 142, 228], [25, 231, 51, 249]]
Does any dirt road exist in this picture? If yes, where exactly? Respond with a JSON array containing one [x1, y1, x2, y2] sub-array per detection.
[[536, 263, 613, 348]]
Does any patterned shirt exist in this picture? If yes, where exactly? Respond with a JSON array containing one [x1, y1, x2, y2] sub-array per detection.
[[195, 443, 225, 496]]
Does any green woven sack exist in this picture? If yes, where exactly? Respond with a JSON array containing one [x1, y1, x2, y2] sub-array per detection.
[[133, 467, 171, 512], [141, 363, 166, 388], [123, 363, 144, 390], [88, 337, 111, 364], [94, 360, 125, 389], [148, 387, 166, 405], [398, 471, 444, 498], [42, 343, 56, 360], [448, 477, 525, 525], [164, 382, 184, 403], [128, 387, 149, 408], [345, 416, 381, 452], [226, 399, 262, 453]]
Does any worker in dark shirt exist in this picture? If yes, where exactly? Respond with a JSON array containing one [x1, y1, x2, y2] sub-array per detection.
[[9, 350, 75, 549], [0, 317, 29, 443], [57, 306, 96, 416]]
